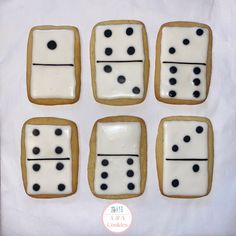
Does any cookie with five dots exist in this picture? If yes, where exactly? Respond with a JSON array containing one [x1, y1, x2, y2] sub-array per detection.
[[156, 116, 214, 198]]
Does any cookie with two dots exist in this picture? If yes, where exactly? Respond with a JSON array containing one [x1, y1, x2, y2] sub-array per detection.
[[155, 22, 213, 105], [88, 116, 147, 199], [90, 20, 149, 106], [21, 117, 79, 198], [156, 116, 214, 198], [27, 25, 81, 105]]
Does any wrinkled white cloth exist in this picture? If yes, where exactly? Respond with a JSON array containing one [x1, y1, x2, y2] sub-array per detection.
[[1, 0, 236, 235]]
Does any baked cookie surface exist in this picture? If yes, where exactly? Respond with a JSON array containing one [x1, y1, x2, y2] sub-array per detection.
[[90, 20, 149, 105], [21, 117, 79, 198], [156, 116, 214, 198], [27, 25, 81, 105], [155, 22, 212, 105], [88, 116, 147, 199]]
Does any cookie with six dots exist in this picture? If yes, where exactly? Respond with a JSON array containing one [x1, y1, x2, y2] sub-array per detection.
[[156, 116, 214, 198], [90, 20, 149, 106], [21, 117, 79, 198], [27, 25, 81, 105], [88, 116, 147, 199], [155, 22, 212, 105]]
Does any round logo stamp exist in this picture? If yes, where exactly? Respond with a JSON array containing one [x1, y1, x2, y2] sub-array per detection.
[[102, 203, 132, 233]]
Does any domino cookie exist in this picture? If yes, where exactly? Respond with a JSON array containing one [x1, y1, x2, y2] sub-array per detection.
[[90, 20, 149, 106], [156, 116, 214, 198], [27, 25, 81, 105], [155, 22, 212, 105], [21, 117, 79, 198], [88, 116, 147, 199]]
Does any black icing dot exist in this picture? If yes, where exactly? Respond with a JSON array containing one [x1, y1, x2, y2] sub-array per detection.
[[32, 129, 40, 136], [193, 91, 200, 98], [100, 184, 108, 190], [105, 47, 113, 56], [55, 146, 63, 154], [132, 87, 140, 94], [104, 65, 112, 73], [127, 46, 135, 55], [127, 158, 134, 165], [169, 90, 176, 97], [192, 164, 200, 172], [56, 162, 64, 170], [101, 159, 109, 166], [101, 172, 108, 179], [196, 29, 204, 36], [58, 184, 65, 191], [32, 164, 40, 172], [183, 39, 190, 45], [33, 183, 40, 191], [196, 126, 204, 134], [32, 147, 40, 155], [169, 66, 177, 74], [47, 40, 57, 50], [169, 78, 177, 85], [169, 47, 176, 54], [104, 29, 112, 38], [193, 67, 201, 75], [126, 27, 133, 35], [55, 128, 62, 136], [127, 183, 135, 190], [127, 170, 134, 177], [193, 78, 201, 86], [172, 179, 179, 187], [117, 75, 126, 84], [172, 145, 179, 152], [183, 135, 191, 143]]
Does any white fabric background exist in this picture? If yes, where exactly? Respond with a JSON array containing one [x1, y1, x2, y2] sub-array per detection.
[[1, 0, 236, 235]]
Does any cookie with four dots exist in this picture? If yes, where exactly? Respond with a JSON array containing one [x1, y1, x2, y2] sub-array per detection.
[[21, 117, 79, 198], [90, 20, 149, 106], [27, 25, 81, 105], [156, 116, 214, 198], [88, 116, 147, 199], [155, 22, 212, 105]]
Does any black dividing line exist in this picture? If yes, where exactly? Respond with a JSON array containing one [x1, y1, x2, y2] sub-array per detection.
[[165, 158, 208, 161], [97, 154, 139, 157], [96, 60, 143, 63], [27, 158, 70, 161], [162, 61, 206, 66], [32, 63, 74, 67]]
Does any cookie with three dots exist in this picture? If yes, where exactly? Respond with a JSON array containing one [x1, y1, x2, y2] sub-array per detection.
[[27, 25, 81, 105], [155, 22, 212, 105], [88, 116, 147, 199], [21, 117, 79, 198], [90, 20, 149, 105], [156, 116, 214, 198]]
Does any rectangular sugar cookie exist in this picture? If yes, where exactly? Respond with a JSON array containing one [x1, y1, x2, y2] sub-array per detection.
[[27, 25, 81, 105], [21, 117, 79, 198], [90, 20, 149, 106], [156, 116, 214, 198], [155, 22, 212, 105], [88, 116, 147, 199]]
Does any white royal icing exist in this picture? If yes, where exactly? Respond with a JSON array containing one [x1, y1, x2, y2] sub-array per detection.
[[159, 26, 209, 101], [94, 122, 141, 195], [162, 120, 209, 196], [95, 23, 145, 99], [25, 124, 72, 195], [30, 29, 76, 99]]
